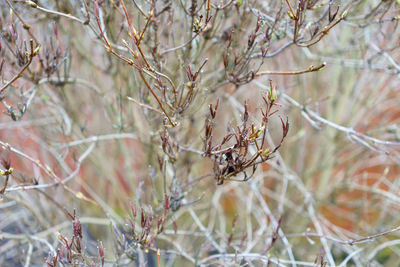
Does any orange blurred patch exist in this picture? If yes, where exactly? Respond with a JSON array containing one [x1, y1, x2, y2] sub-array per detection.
[[220, 188, 238, 216], [320, 204, 355, 231]]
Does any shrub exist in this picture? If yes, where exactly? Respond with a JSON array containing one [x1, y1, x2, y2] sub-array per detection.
[[0, 0, 399, 266]]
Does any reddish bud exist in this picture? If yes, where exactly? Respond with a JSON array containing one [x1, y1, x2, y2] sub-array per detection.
[[73, 218, 82, 239], [98, 241, 105, 266]]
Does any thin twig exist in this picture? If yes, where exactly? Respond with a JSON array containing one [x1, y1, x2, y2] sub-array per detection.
[[256, 63, 326, 76], [280, 92, 400, 148], [0, 40, 39, 94]]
